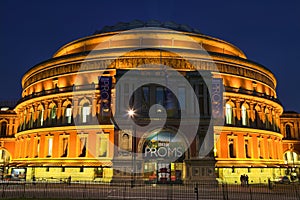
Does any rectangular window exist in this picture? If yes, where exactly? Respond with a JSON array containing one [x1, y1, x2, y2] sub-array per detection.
[[155, 87, 165, 105], [82, 106, 90, 123], [229, 139, 236, 158], [141, 86, 150, 112], [98, 137, 108, 157], [66, 108, 72, 124], [245, 140, 251, 158], [47, 138, 53, 157], [61, 137, 68, 157], [79, 137, 87, 157], [178, 87, 186, 111], [198, 84, 204, 115]]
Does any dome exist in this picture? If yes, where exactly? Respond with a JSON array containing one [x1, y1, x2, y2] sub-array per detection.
[[94, 20, 202, 35], [52, 20, 246, 59]]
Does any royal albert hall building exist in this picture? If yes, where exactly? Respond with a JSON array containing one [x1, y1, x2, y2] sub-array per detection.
[[0, 20, 299, 184]]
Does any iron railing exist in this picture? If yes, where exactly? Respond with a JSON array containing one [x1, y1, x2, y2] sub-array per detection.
[[0, 181, 299, 199]]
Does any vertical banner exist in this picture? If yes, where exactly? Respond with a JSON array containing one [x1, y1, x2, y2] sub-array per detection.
[[99, 76, 112, 112], [211, 78, 223, 120]]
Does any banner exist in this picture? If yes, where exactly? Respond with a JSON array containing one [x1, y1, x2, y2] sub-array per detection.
[[211, 78, 223, 119], [99, 76, 112, 112]]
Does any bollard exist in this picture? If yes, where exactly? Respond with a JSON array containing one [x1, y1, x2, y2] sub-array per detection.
[[268, 178, 273, 190], [194, 183, 198, 200]]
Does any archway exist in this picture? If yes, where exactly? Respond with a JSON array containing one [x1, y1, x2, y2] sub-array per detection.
[[141, 129, 188, 183], [284, 151, 299, 165]]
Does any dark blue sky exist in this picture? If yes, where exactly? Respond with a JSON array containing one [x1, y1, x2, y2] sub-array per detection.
[[1, 0, 299, 112]]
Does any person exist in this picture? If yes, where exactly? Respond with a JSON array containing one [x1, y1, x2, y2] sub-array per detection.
[[240, 174, 245, 186], [245, 174, 249, 186], [32, 175, 36, 185], [67, 176, 71, 185]]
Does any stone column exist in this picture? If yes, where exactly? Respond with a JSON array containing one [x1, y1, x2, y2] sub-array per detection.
[[249, 102, 255, 122], [73, 98, 79, 119], [236, 100, 241, 121], [8, 118, 13, 136], [92, 97, 97, 117], [57, 98, 62, 121], [44, 102, 49, 122]]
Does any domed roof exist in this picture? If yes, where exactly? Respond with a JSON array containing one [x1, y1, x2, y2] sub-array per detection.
[[94, 20, 202, 34], [52, 20, 247, 60]]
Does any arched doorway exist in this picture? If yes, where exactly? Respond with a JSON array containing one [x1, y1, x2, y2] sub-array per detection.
[[0, 149, 11, 179], [284, 151, 299, 165], [284, 151, 299, 181], [141, 130, 187, 184]]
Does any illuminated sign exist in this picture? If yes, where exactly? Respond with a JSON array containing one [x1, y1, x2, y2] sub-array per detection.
[[211, 78, 223, 119], [144, 146, 183, 158], [99, 76, 112, 112], [143, 131, 186, 160]]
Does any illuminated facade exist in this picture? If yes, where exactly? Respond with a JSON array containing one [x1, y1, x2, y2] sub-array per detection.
[[0, 20, 298, 184], [280, 111, 300, 176]]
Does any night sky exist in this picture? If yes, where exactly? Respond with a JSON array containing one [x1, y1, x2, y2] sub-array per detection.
[[1, 0, 299, 112]]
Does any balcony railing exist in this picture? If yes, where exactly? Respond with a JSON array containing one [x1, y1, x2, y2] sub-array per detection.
[[18, 84, 98, 104]]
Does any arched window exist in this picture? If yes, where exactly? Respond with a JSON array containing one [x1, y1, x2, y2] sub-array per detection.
[[65, 104, 72, 124], [50, 105, 57, 119], [37, 106, 44, 127], [254, 105, 261, 127], [0, 121, 7, 137], [284, 151, 299, 164], [121, 133, 130, 151], [265, 108, 270, 129], [22, 110, 27, 130], [241, 105, 248, 126], [225, 103, 233, 125], [29, 108, 34, 129], [286, 124, 292, 139], [82, 103, 90, 123]]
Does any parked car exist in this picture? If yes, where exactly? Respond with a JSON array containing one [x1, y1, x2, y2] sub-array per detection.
[[3, 175, 20, 181], [274, 176, 293, 184]]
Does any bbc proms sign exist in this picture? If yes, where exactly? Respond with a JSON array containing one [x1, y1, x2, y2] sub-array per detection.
[[99, 76, 112, 112], [211, 78, 223, 119], [144, 146, 184, 158], [143, 140, 184, 159]]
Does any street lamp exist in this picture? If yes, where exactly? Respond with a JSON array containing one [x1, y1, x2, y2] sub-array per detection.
[[128, 109, 136, 188]]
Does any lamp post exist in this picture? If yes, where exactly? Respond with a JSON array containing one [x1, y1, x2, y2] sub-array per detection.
[[128, 109, 136, 188]]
